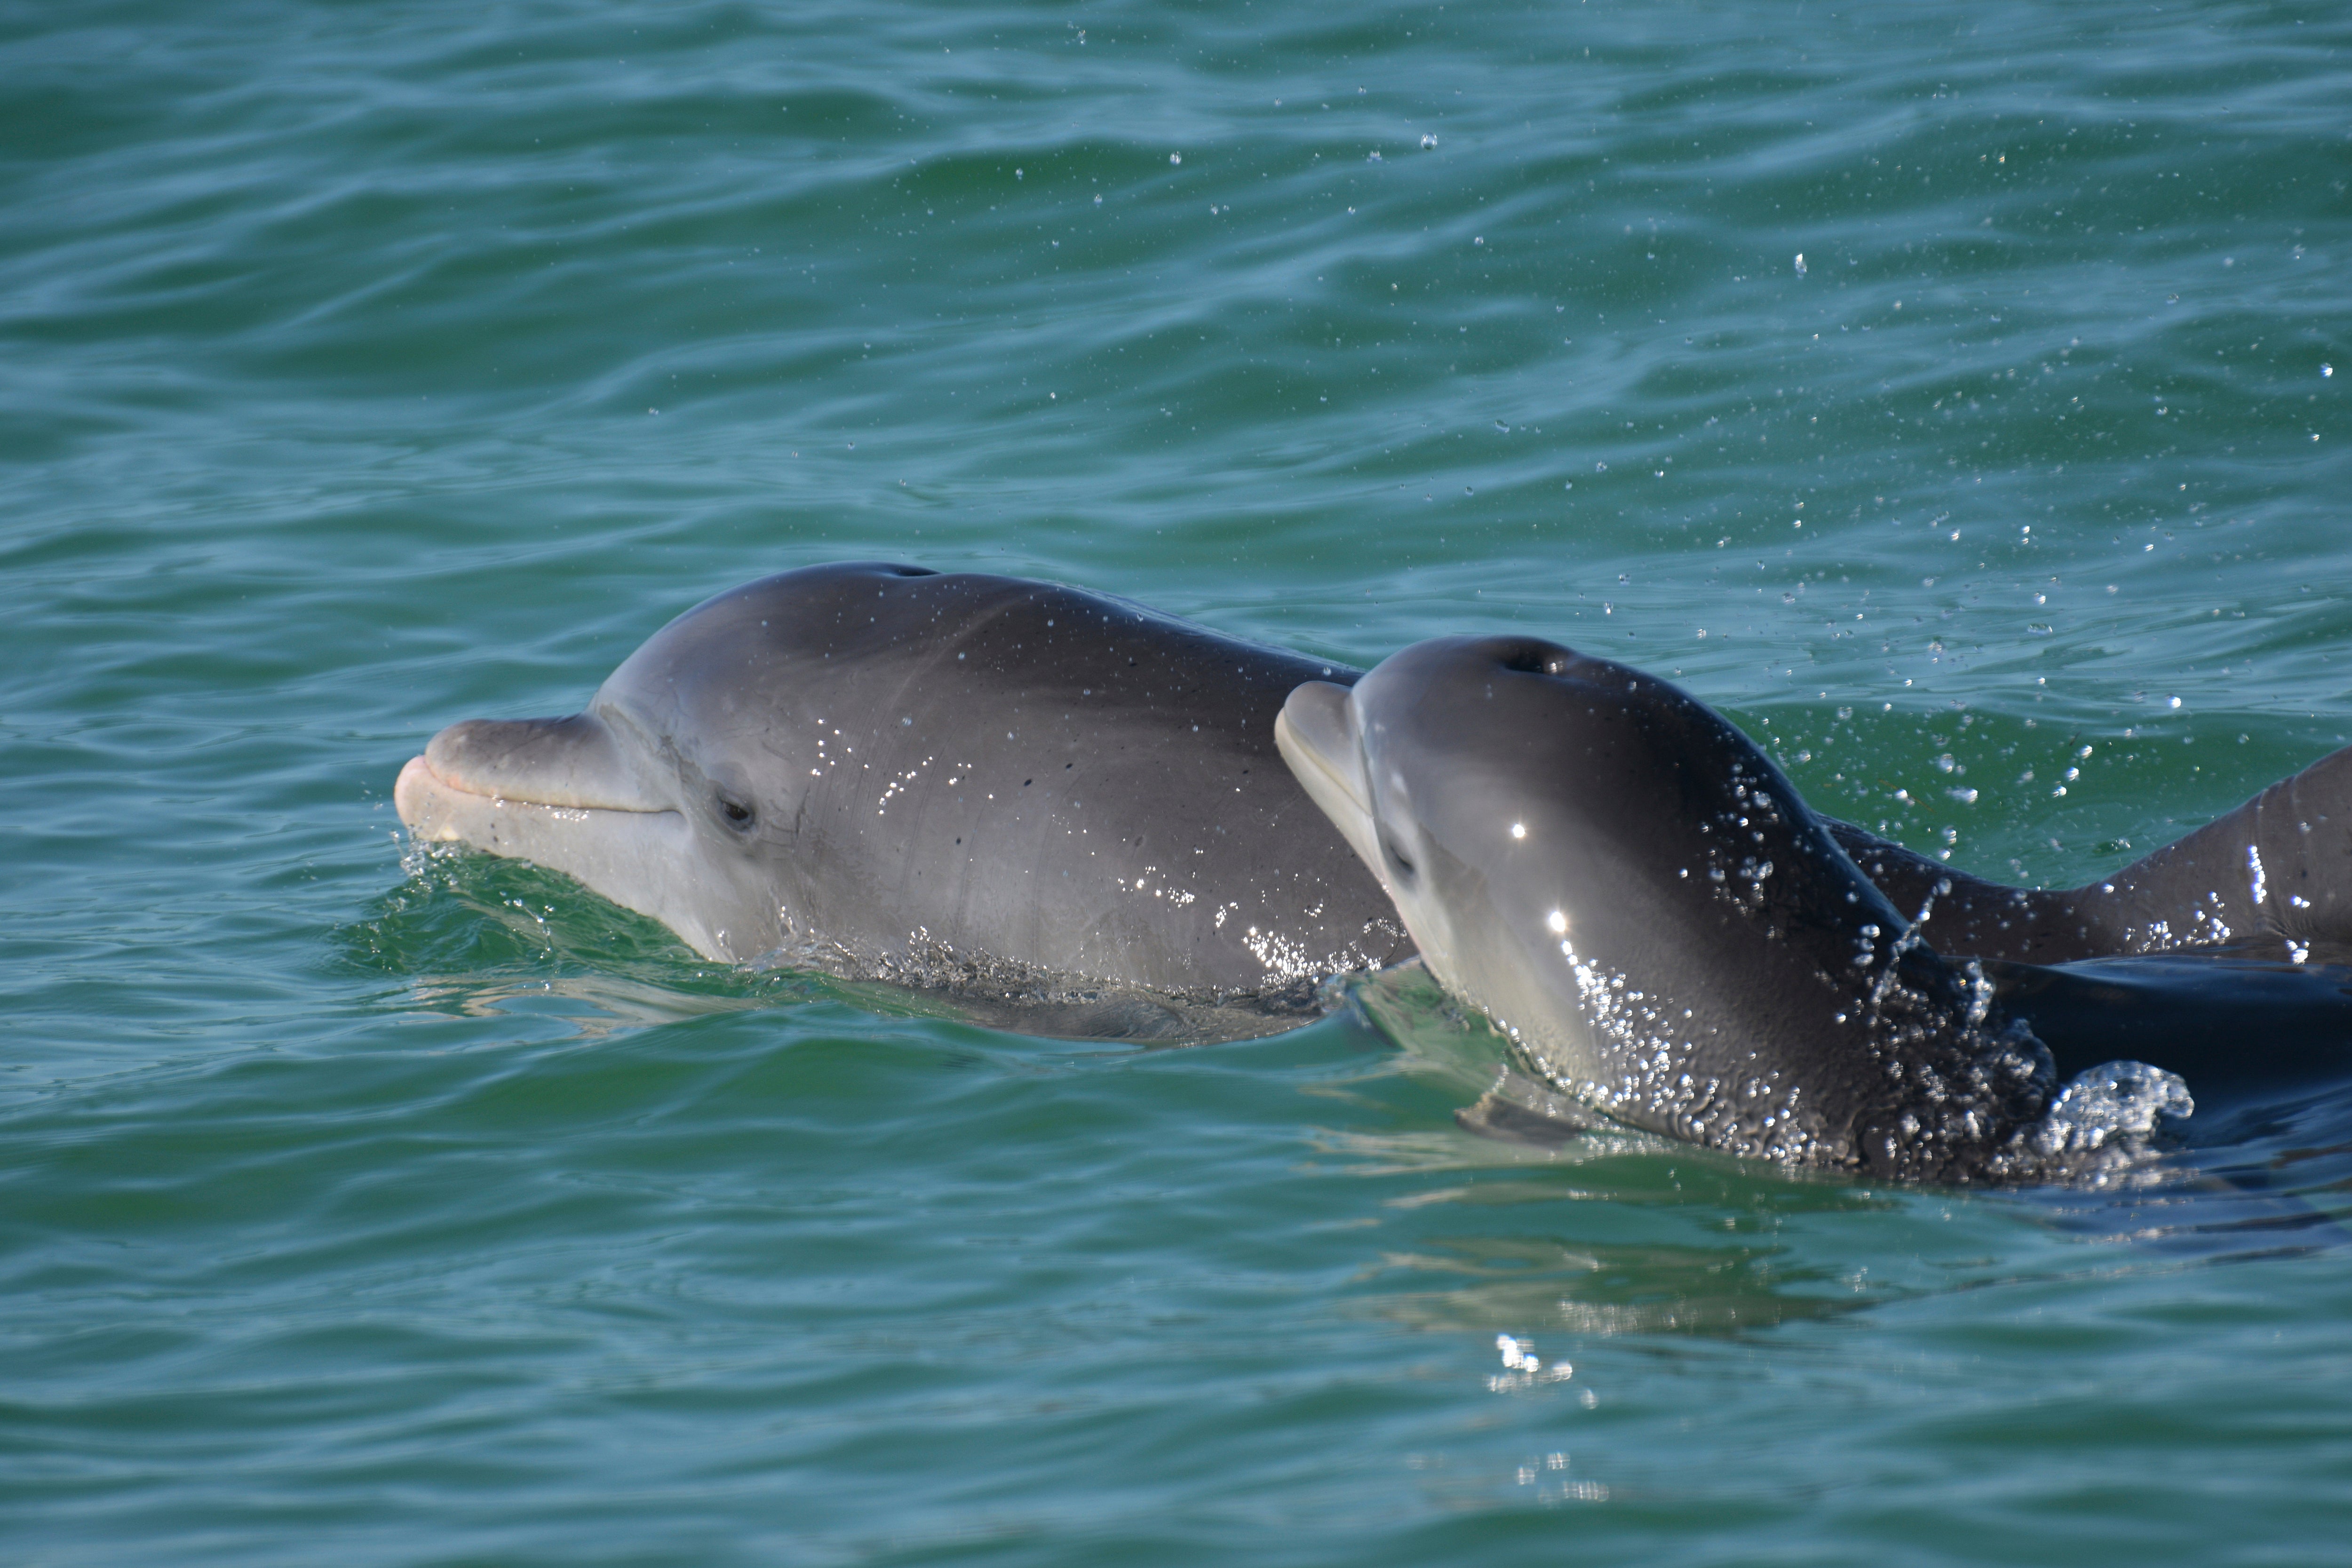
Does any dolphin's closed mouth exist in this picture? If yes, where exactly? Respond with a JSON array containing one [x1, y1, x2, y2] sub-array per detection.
[[393, 751, 676, 840], [392, 750, 655, 815], [1274, 681, 1384, 877], [396, 714, 676, 844], [411, 716, 668, 812], [1273, 685, 1366, 806], [392, 716, 715, 956]]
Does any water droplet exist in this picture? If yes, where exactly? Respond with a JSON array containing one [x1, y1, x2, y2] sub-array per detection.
[[1420, 133, 1438, 149], [1169, 152, 1182, 165], [1793, 252, 1807, 275]]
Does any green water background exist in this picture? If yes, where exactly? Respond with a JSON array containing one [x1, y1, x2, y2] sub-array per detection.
[[6, 1, 2351, 1561]]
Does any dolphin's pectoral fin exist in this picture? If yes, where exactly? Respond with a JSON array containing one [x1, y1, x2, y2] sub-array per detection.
[[1455, 1068, 1604, 1148]]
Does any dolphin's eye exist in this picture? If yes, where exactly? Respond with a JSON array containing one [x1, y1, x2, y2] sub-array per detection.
[[717, 792, 755, 829], [1378, 828, 1418, 883]]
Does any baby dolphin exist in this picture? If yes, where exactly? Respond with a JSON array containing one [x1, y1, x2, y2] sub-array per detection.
[[1276, 635, 2060, 1182], [396, 562, 1410, 1018]]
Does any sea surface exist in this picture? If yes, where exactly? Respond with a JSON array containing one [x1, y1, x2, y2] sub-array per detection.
[[6, 2, 2351, 1562]]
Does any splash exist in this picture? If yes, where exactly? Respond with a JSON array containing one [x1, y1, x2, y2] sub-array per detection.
[[2028, 1059, 2194, 1167]]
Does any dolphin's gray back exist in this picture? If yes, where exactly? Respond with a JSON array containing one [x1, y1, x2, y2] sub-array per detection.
[[663, 563, 1408, 1000], [1829, 745, 2352, 965]]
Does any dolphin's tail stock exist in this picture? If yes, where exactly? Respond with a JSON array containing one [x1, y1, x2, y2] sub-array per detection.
[[1828, 745, 2352, 967]]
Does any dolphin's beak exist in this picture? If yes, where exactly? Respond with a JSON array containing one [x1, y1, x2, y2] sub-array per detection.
[[1275, 681, 1385, 883], [395, 713, 669, 840], [394, 710, 742, 955]]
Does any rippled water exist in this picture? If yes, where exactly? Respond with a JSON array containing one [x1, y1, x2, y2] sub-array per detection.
[[7, 1, 2351, 1561]]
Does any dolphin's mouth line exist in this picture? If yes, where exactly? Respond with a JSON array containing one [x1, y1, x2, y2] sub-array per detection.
[[1273, 710, 1372, 823], [1273, 695, 1393, 906], [400, 753, 676, 819]]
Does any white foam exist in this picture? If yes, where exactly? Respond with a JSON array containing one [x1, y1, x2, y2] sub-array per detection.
[[2032, 1060, 2194, 1159]]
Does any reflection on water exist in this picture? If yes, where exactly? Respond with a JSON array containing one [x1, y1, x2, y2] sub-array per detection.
[[401, 972, 773, 1036], [1343, 959, 1518, 1097], [1367, 1230, 1870, 1337]]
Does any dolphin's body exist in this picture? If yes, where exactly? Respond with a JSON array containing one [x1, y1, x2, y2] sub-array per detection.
[[1827, 756, 2352, 965], [396, 563, 1412, 1023], [1276, 636, 2352, 1181]]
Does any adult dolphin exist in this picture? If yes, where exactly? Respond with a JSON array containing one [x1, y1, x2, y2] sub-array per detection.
[[1276, 635, 2352, 1181], [396, 562, 1413, 1027], [1826, 761, 2352, 965]]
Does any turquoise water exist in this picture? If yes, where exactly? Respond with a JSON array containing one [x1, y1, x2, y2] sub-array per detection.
[[7, 1, 2352, 1560]]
